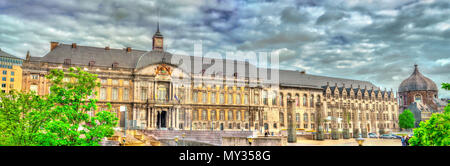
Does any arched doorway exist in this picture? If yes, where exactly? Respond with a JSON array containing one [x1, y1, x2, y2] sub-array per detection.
[[156, 111, 167, 128], [264, 123, 269, 130], [220, 123, 224, 131]]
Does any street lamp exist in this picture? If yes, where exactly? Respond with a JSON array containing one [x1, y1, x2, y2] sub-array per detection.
[[174, 136, 179, 146], [355, 135, 365, 146], [182, 133, 186, 146], [247, 136, 253, 146]]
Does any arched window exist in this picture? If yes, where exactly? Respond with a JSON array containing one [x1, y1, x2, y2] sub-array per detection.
[[263, 90, 268, 105], [244, 111, 249, 120], [310, 95, 314, 107], [303, 94, 307, 106], [415, 94, 422, 103], [304, 113, 308, 122], [272, 91, 277, 105], [280, 93, 284, 106], [228, 94, 233, 104], [236, 110, 241, 121], [279, 112, 284, 125], [295, 94, 300, 106]]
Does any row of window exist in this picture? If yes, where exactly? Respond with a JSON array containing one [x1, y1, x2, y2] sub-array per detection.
[[99, 87, 130, 101], [2, 70, 14, 76], [100, 79, 130, 86], [192, 92, 251, 105], [0, 57, 22, 64], [0, 65, 13, 69], [1, 77, 14, 82], [190, 110, 250, 121], [1, 83, 13, 88]]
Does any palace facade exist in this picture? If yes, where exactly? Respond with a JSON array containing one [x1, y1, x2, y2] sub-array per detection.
[[21, 26, 399, 137]]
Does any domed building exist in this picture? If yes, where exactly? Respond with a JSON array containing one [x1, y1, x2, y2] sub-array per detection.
[[398, 64, 443, 127]]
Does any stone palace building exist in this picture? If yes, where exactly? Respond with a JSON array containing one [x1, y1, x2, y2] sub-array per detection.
[[21, 25, 399, 138]]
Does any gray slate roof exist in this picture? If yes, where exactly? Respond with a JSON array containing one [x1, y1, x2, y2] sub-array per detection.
[[399, 64, 437, 92], [30, 43, 378, 89], [0, 48, 22, 59]]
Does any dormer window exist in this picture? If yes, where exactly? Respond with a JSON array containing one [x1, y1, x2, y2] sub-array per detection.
[[112, 62, 119, 68], [64, 59, 71, 65]]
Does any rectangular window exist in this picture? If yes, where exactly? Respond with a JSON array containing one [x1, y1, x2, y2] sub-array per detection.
[[202, 92, 207, 103], [2, 71, 6, 75], [10, 78, 14, 82], [254, 95, 259, 104], [244, 94, 249, 105], [9, 84, 13, 88], [141, 88, 147, 101], [123, 88, 129, 101], [112, 88, 118, 101], [101, 79, 107, 84], [2, 77, 5, 81], [100, 88, 106, 100], [123, 80, 129, 86], [112, 79, 118, 85], [228, 94, 233, 104], [1, 83, 6, 88], [211, 92, 216, 104], [220, 93, 224, 104], [236, 94, 241, 104], [193, 91, 198, 103], [11, 71, 14, 76]]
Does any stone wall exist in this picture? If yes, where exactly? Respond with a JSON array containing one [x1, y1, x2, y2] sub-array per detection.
[[143, 130, 255, 145], [222, 137, 286, 146]]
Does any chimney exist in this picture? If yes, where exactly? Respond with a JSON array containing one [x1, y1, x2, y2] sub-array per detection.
[[126, 47, 132, 52], [105, 46, 110, 50], [72, 43, 77, 48], [300, 70, 306, 74], [50, 42, 59, 51]]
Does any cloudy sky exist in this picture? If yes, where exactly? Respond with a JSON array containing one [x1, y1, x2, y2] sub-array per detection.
[[0, 0, 449, 98]]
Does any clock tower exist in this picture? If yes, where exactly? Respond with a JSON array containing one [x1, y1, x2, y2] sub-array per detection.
[[152, 22, 164, 51]]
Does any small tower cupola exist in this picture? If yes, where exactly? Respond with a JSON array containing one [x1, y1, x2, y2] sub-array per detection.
[[152, 21, 164, 51]]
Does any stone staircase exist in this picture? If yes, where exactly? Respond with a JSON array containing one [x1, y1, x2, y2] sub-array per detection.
[[142, 130, 255, 146]]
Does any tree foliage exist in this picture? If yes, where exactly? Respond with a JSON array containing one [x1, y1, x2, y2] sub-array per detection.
[[0, 67, 118, 146], [399, 109, 415, 130], [408, 83, 450, 146]]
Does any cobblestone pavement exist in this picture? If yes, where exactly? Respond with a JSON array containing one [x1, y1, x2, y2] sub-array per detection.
[[287, 138, 402, 146]]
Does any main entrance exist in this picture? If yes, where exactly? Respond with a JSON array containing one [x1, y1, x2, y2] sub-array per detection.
[[157, 111, 167, 128]]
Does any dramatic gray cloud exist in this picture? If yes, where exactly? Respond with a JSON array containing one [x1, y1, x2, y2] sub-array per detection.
[[0, 0, 449, 98]]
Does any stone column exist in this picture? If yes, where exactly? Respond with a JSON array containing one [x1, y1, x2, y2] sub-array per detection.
[[287, 99, 296, 143]]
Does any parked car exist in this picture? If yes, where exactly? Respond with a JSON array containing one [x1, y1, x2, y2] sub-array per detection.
[[368, 133, 378, 138], [379, 134, 395, 139], [391, 134, 402, 139]]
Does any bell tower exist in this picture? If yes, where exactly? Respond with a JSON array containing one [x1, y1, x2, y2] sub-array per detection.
[[152, 21, 164, 51]]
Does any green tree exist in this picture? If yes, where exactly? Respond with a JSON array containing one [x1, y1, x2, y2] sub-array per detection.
[[408, 83, 450, 146], [0, 67, 118, 146], [398, 109, 415, 131]]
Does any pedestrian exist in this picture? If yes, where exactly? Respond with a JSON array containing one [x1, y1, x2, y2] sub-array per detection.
[[405, 135, 410, 146], [401, 136, 406, 146]]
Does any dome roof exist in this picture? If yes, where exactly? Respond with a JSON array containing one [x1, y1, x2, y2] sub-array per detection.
[[398, 64, 438, 92]]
